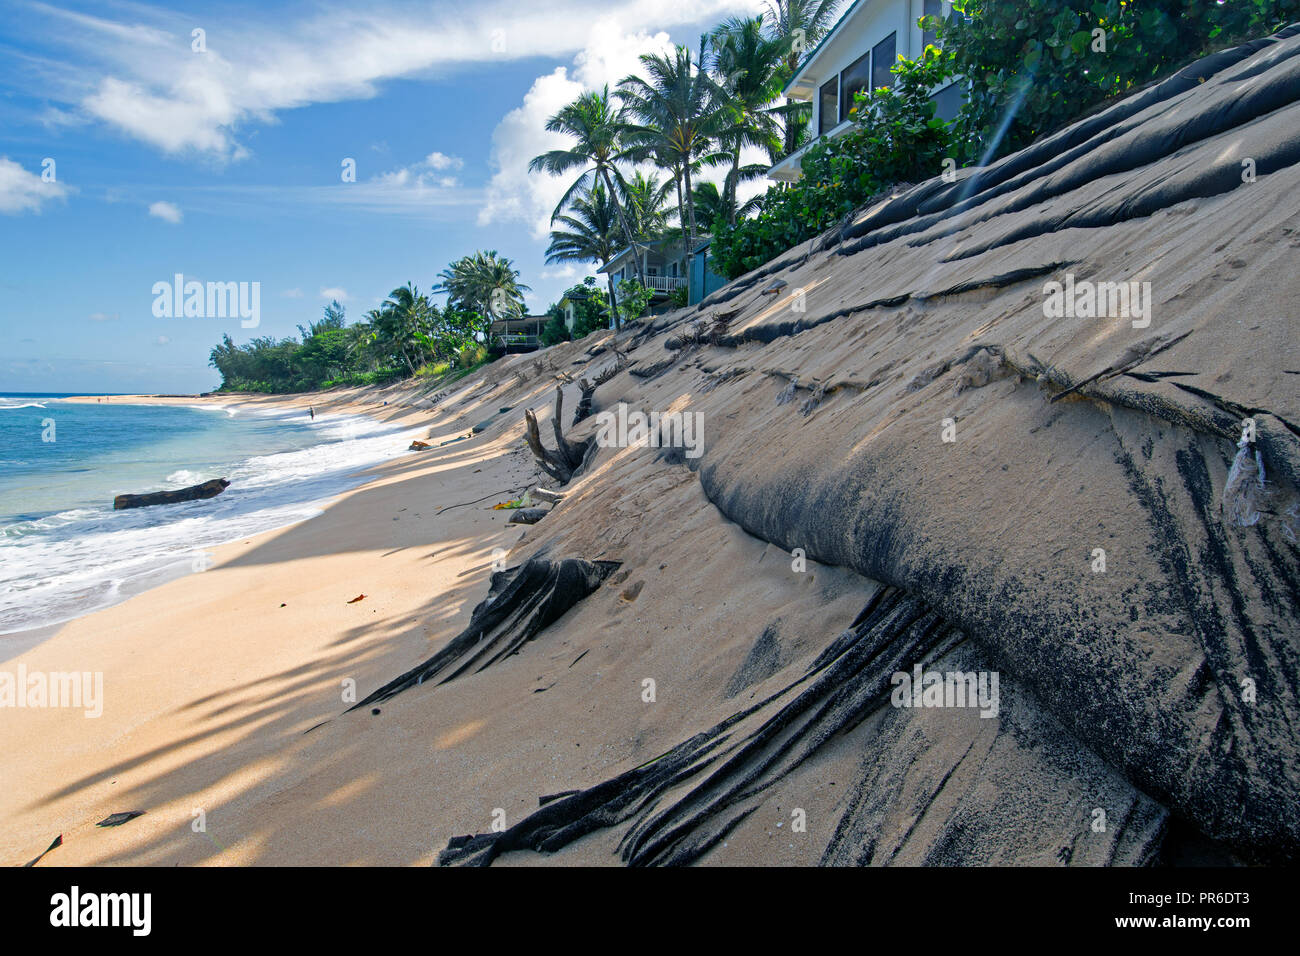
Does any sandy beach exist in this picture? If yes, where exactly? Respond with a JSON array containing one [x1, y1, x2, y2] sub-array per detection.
[[0, 374, 549, 864]]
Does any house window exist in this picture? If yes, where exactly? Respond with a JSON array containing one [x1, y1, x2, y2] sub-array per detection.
[[923, 0, 942, 48], [818, 76, 838, 136], [871, 32, 897, 90], [647, 265, 658, 277], [839, 50, 872, 124], [929, 81, 962, 122]]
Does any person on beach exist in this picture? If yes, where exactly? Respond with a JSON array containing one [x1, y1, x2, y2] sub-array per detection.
[[309, 406, 314, 420]]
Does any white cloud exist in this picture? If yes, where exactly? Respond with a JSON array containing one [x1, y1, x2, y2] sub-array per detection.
[[148, 200, 183, 223], [478, 19, 681, 239], [372, 150, 465, 191], [539, 264, 581, 281], [282, 288, 304, 298], [0, 157, 71, 215], [424, 151, 462, 171], [89, 311, 120, 321], [22, 1, 754, 164], [320, 287, 349, 301], [156, 335, 171, 345]]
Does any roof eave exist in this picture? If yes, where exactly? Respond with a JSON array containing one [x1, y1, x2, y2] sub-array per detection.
[[779, 0, 868, 98]]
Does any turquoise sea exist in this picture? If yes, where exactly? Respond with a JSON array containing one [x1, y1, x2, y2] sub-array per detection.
[[0, 395, 414, 636]]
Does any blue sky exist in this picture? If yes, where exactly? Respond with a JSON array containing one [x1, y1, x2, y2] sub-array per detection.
[[0, 0, 762, 393]]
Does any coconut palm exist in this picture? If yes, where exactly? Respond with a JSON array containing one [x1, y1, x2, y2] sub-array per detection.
[[618, 45, 727, 251], [545, 184, 623, 319], [619, 170, 675, 242], [764, 0, 844, 155], [691, 180, 765, 233], [709, 15, 787, 225], [434, 250, 531, 325], [377, 283, 433, 375], [529, 88, 647, 286]]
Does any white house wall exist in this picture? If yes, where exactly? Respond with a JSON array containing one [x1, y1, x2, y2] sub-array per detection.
[[806, 0, 945, 135]]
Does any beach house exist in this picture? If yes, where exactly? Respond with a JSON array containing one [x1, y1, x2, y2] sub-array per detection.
[[598, 239, 690, 318], [767, 0, 963, 183], [489, 313, 547, 352], [597, 237, 732, 322]]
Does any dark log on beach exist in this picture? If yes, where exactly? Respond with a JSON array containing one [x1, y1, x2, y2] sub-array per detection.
[[113, 478, 230, 510]]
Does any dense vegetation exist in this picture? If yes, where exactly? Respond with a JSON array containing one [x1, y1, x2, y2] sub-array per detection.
[[208, 250, 528, 393], [709, 0, 1300, 278]]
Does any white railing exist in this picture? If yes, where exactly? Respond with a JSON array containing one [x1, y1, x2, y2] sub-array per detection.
[[641, 275, 688, 293]]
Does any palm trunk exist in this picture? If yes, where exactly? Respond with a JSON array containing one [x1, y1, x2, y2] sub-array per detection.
[[783, 95, 798, 156], [783, 51, 800, 156], [674, 166, 689, 274], [682, 157, 699, 250], [606, 273, 619, 332], [727, 142, 741, 226], [599, 166, 646, 292]]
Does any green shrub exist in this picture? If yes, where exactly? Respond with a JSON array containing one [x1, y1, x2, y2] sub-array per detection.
[[415, 361, 452, 378], [933, 0, 1300, 166], [610, 279, 654, 325], [712, 47, 953, 279], [320, 367, 404, 389], [712, 1, 1300, 280], [562, 281, 609, 339], [540, 309, 572, 346], [458, 344, 488, 368]]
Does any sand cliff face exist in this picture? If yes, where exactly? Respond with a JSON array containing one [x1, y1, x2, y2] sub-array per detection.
[[358, 26, 1300, 866]]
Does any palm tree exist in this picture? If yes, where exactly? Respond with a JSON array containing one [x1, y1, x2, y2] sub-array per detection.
[[764, 0, 844, 155], [529, 88, 647, 287], [618, 45, 726, 252], [435, 250, 531, 341], [709, 15, 786, 225], [545, 184, 623, 320], [378, 283, 432, 375], [691, 180, 765, 233], [619, 170, 674, 242]]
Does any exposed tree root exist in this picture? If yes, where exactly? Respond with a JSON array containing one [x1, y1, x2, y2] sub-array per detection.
[[348, 556, 620, 711], [436, 583, 1174, 867], [436, 587, 951, 866], [525, 386, 594, 485]]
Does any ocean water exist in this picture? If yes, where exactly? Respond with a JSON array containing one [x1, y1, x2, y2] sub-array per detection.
[[0, 395, 416, 636]]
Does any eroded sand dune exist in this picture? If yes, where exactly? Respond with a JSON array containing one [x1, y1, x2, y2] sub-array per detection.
[[399, 26, 1300, 865]]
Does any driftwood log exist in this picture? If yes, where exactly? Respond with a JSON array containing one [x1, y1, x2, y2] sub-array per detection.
[[525, 386, 594, 485], [114, 478, 230, 510], [572, 351, 628, 426], [507, 507, 549, 525]]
